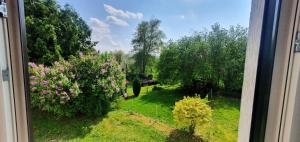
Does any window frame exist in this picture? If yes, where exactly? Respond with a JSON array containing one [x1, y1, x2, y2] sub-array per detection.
[[265, 0, 300, 141], [6, 0, 32, 141], [6, 0, 294, 141]]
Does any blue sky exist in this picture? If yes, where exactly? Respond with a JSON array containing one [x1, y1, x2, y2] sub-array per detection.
[[58, 0, 251, 53]]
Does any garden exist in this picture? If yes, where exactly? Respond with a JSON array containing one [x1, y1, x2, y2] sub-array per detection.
[[32, 86, 240, 142], [25, 0, 247, 142]]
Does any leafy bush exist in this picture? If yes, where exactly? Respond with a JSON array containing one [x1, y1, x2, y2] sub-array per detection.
[[29, 62, 81, 117], [173, 96, 212, 134], [133, 79, 141, 96], [68, 53, 125, 116], [29, 53, 125, 117]]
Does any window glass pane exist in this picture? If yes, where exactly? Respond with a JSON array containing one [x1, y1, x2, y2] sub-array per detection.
[[25, 0, 251, 141]]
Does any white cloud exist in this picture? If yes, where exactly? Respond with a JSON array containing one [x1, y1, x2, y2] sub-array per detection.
[[89, 17, 122, 52], [179, 15, 185, 19], [104, 4, 143, 19], [106, 16, 129, 27], [89, 17, 110, 34]]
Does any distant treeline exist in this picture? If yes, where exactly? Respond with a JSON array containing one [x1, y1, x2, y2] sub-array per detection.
[[157, 23, 247, 96]]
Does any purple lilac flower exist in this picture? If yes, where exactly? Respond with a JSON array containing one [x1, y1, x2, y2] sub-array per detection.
[[79, 52, 83, 57], [56, 91, 60, 96], [40, 90, 48, 95], [30, 81, 38, 86], [30, 75, 38, 80], [40, 72, 45, 77], [29, 62, 37, 68], [44, 67, 50, 73], [59, 67, 64, 72], [57, 87, 63, 91], [41, 80, 49, 86]]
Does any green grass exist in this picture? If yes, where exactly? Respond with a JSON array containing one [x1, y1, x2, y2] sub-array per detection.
[[120, 85, 183, 125], [32, 110, 167, 142], [32, 85, 240, 142]]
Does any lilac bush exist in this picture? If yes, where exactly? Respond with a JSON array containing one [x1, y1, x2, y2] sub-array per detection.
[[68, 53, 125, 116], [29, 53, 125, 117], [29, 61, 81, 117]]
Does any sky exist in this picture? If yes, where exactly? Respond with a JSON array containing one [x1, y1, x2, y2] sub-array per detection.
[[57, 0, 252, 53]]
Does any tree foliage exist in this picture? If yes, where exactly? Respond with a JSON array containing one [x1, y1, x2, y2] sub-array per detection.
[[25, 0, 95, 65], [158, 23, 247, 94], [131, 19, 165, 74]]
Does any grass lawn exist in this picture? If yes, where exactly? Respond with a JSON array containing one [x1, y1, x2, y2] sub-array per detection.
[[32, 85, 240, 142]]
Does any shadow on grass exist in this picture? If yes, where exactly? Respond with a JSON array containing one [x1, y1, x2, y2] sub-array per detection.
[[209, 97, 240, 110], [139, 87, 184, 108], [166, 129, 205, 142], [32, 110, 103, 141], [139, 86, 240, 111], [125, 95, 137, 100]]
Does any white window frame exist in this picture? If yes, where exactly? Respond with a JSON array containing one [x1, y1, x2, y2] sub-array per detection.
[[5, 0, 300, 141]]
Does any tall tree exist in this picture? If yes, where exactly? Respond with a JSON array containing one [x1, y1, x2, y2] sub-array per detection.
[[207, 23, 228, 87], [132, 19, 165, 74], [24, 0, 95, 65]]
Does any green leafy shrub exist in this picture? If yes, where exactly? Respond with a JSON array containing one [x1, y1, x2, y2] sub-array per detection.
[[29, 61, 81, 117], [29, 53, 125, 117], [133, 79, 141, 96], [173, 96, 212, 134], [68, 53, 125, 116]]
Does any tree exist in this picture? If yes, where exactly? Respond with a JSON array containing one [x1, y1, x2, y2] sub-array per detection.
[[24, 0, 95, 65], [132, 19, 165, 74], [157, 41, 180, 84], [58, 5, 96, 58], [112, 50, 125, 65], [157, 24, 247, 96], [207, 23, 228, 87], [223, 25, 247, 92]]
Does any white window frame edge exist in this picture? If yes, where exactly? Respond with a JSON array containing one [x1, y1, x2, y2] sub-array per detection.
[[265, 0, 300, 141], [238, 0, 265, 141], [6, 0, 31, 141], [7, 0, 288, 141]]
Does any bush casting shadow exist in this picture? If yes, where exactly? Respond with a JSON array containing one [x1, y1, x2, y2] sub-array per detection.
[[32, 110, 104, 141], [166, 129, 205, 142]]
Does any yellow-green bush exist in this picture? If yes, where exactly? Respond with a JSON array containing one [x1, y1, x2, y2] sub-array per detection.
[[173, 96, 212, 134]]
